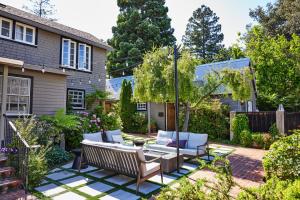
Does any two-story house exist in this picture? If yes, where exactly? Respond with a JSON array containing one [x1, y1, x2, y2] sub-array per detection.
[[0, 4, 110, 144]]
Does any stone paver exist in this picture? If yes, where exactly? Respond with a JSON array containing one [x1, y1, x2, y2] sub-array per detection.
[[149, 174, 177, 185], [87, 169, 115, 179], [105, 174, 134, 185], [46, 170, 75, 180], [60, 176, 91, 187], [100, 190, 140, 200], [77, 182, 113, 196], [35, 183, 66, 197], [52, 191, 86, 200], [127, 182, 161, 194]]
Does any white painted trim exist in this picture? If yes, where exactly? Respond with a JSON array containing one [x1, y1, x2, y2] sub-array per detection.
[[61, 38, 76, 69], [78, 43, 91, 72], [14, 22, 36, 45], [0, 17, 13, 39]]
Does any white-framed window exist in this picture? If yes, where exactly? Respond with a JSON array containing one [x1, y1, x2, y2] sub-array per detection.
[[5, 76, 31, 114], [15, 22, 36, 45], [78, 43, 91, 71], [0, 17, 13, 39], [62, 38, 76, 68], [68, 89, 85, 110], [137, 103, 147, 111]]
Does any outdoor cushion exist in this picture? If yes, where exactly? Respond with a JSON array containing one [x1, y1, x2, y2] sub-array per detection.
[[142, 162, 160, 177], [146, 144, 177, 153], [105, 129, 122, 142], [83, 132, 102, 142], [156, 130, 174, 145], [167, 140, 187, 148], [187, 133, 208, 149], [112, 134, 124, 144], [180, 148, 205, 156]]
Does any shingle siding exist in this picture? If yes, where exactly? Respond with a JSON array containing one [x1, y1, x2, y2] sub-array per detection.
[[0, 29, 60, 67]]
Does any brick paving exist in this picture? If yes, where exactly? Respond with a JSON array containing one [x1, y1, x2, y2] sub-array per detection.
[[189, 144, 266, 197]]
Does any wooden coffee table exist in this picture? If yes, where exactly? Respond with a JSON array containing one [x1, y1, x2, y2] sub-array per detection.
[[143, 150, 184, 173]]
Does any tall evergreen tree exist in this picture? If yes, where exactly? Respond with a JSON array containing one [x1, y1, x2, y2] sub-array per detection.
[[119, 80, 136, 132], [250, 0, 300, 39], [23, 0, 56, 20], [107, 0, 176, 77], [182, 5, 224, 62]]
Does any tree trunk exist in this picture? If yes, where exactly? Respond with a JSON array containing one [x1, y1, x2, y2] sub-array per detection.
[[182, 102, 191, 132]]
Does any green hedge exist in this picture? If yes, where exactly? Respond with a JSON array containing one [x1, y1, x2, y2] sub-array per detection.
[[180, 102, 230, 139]]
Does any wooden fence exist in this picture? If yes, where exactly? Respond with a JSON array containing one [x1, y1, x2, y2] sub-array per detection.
[[285, 112, 300, 135], [236, 112, 276, 133]]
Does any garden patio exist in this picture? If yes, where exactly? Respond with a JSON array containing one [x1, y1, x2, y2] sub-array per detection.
[[4, 138, 267, 200]]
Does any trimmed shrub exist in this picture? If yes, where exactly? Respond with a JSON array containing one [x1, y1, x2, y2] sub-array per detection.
[[45, 146, 72, 169], [180, 101, 230, 139], [240, 130, 252, 147], [231, 114, 249, 143], [263, 130, 300, 180], [237, 177, 299, 200]]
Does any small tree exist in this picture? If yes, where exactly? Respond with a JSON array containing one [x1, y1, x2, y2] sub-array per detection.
[[134, 48, 253, 132], [119, 79, 136, 132], [23, 0, 56, 20]]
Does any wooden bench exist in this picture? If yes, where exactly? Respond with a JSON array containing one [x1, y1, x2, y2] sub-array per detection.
[[80, 142, 163, 193]]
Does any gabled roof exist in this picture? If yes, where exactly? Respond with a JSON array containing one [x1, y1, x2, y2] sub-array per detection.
[[195, 58, 250, 80], [0, 4, 111, 50], [106, 58, 251, 100]]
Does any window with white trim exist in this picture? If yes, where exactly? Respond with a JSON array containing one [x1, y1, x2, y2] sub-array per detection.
[[78, 43, 91, 71], [68, 89, 85, 109], [62, 38, 76, 68], [137, 103, 147, 111], [6, 76, 31, 114], [0, 17, 13, 39], [15, 22, 35, 45]]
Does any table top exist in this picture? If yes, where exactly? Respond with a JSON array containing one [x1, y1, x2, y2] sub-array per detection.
[[143, 149, 183, 160]]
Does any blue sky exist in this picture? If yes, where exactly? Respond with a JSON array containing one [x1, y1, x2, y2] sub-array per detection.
[[1, 0, 274, 47]]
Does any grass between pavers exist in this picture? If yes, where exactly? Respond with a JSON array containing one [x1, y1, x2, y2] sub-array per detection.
[[32, 161, 202, 200], [32, 146, 233, 200]]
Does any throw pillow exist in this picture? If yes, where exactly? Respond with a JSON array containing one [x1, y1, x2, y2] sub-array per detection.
[[167, 140, 187, 148], [83, 132, 102, 142]]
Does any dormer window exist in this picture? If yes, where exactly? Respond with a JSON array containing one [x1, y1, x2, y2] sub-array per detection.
[[0, 17, 12, 39], [15, 22, 36, 45], [62, 38, 76, 68]]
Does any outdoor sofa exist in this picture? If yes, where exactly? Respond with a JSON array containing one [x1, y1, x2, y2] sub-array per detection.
[[146, 130, 209, 158], [80, 136, 163, 193]]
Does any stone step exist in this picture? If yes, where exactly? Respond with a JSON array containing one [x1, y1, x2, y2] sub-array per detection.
[[0, 178, 22, 194], [0, 167, 15, 178], [0, 157, 8, 166]]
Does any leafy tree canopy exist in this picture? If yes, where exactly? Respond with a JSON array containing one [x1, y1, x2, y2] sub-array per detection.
[[246, 26, 300, 111], [107, 0, 176, 77], [249, 0, 300, 39], [182, 5, 224, 62]]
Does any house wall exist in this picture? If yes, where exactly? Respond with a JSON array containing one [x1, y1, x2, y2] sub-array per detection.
[[149, 103, 166, 131], [0, 28, 106, 94], [7, 67, 67, 116]]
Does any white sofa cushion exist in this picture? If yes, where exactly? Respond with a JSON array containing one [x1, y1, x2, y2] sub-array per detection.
[[106, 129, 122, 142], [146, 144, 177, 153], [171, 132, 190, 141], [83, 132, 102, 142], [187, 133, 208, 149], [156, 130, 173, 145], [112, 135, 124, 144]]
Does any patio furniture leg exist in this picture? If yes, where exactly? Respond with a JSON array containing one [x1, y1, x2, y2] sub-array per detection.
[[78, 150, 83, 173], [160, 159, 163, 184], [136, 176, 140, 194]]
